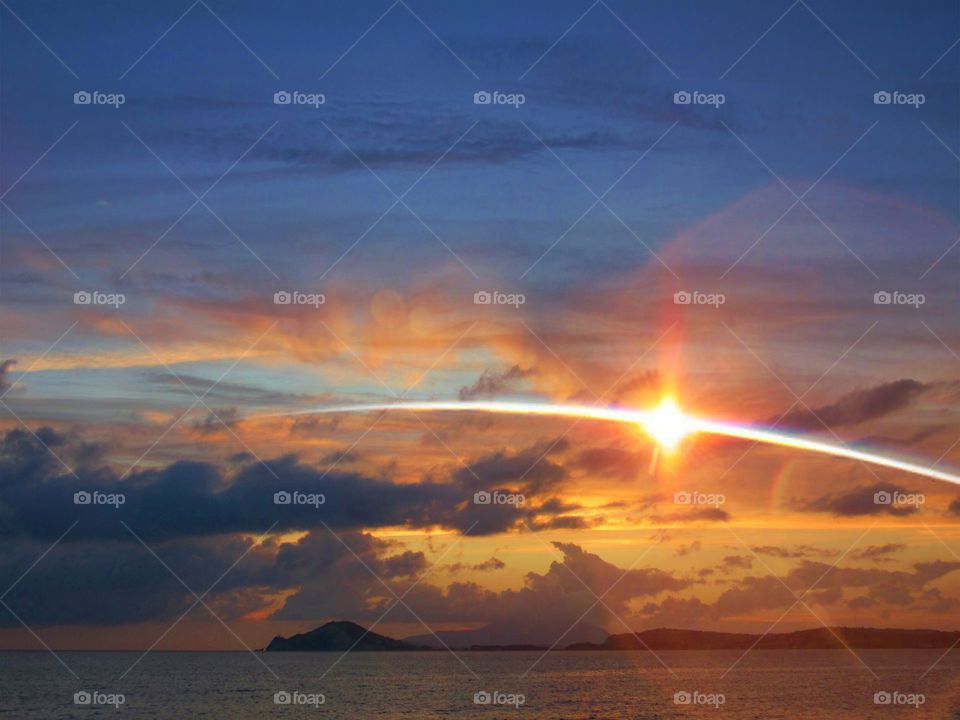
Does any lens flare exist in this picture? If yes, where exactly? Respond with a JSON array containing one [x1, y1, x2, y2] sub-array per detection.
[[640, 397, 691, 453], [279, 399, 960, 487]]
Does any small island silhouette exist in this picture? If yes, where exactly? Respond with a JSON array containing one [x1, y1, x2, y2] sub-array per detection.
[[264, 621, 960, 652]]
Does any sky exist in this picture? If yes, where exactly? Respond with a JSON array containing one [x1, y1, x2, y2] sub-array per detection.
[[1, 0, 959, 659]]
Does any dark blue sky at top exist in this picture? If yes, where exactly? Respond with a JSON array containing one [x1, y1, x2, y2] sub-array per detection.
[[1, 0, 957, 303]]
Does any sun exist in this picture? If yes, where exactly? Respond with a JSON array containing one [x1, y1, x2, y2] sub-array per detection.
[[640, 397, 694, 453]]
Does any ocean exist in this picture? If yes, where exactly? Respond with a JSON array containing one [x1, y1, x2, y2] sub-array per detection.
[[1, 649, 958, 718]]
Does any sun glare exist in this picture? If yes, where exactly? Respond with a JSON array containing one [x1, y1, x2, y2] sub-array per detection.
[[641, 397, 694, 452]]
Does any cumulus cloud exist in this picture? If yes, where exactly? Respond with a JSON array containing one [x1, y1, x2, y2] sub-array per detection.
[[638, 559, 960, 628], [774, 379, 928, 431], [0, 426, 587, 541], [458, 365, 533, 400], [273, 539, 691, 645]]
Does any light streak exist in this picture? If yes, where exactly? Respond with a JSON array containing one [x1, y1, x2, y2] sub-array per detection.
[[281, 400, 960, 487]]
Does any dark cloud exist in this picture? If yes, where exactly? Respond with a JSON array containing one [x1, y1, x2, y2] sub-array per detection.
[[318, 449, 360, 466], [452, 438, 570, 496], [860, 424, 949, 448], [529, 515, 597, 531], [446, 557, 505, 574], [751, 545, 834, 560], [458, 365, 533, 400], [774, 379, 928, 431], [291, 414, 342, 437], [674, 541, 702, 557], [0, 427, 589, 542], [651, 507, 731, 523], [949, 498, 960, 516], [0, 359, 16, 394], [851, 544, 906, 563], [721, 555, 753, 571], [189, 408, 239, 435], [0, 529, 430, 629], [0, 448, 466, 541], [800, 484, 921, 517], [252, 112, 643, 173], [474, 556, 505, 572]]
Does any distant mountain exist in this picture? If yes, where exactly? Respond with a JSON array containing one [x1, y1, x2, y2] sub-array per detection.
[[265, 621, 427, 652], [566, 627, 960, 651], [403, 619, 607, 650], [266, 622, 960, 652]]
